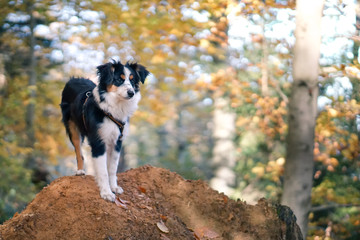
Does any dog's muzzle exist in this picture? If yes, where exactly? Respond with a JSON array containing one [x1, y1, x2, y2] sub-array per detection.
[[127, 90, 134, 98]]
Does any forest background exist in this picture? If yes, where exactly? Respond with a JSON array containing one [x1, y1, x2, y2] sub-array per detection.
[[0, 0, 359, 239]]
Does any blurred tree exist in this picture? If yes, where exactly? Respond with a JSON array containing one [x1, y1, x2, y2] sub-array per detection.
[[0, 0, 66, 221], [0, 1, 358, 238], [207, 1, 358, 238], [281, 0, 325, 237], [25, 0, 37, 147], [214, 0, 295, 203]]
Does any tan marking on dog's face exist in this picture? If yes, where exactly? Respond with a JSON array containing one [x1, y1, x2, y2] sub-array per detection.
[[121, 74, 125, 80], [107, 84, 118, 92]]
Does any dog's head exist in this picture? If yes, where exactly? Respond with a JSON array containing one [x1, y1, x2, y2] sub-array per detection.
[[96, 61, 149, 101]]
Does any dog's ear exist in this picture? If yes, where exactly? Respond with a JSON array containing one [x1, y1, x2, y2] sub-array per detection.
[[97, 62, 114, 86], [129, 63, 150, 84]]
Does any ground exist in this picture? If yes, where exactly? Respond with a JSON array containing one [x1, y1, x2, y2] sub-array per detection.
[[0, 165, 302, 240]]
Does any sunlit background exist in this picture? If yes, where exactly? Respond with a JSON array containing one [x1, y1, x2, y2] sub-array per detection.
[[0, 0, 359, 239]]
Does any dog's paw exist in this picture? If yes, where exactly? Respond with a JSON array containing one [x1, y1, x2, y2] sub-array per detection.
[[111, 186, 124, 195], [100, 190, 116, 202], [75, 169, 85, 176]]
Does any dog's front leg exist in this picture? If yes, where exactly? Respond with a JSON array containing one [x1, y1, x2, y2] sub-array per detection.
[[107, 140, 123, 195], [93, 152, 116, 202]]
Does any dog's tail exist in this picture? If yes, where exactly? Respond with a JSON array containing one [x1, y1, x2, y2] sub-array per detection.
[[60, 102, 71, 124], [60, 101, 73, 139]]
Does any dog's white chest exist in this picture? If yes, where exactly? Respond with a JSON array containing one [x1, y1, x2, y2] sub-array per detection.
[[98, 118, 127, 146]]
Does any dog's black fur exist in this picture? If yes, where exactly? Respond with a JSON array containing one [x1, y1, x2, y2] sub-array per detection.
[[60, 61, 149, 201]]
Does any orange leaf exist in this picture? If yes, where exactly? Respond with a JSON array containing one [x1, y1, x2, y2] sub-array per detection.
[[138, 186, 147, 193]]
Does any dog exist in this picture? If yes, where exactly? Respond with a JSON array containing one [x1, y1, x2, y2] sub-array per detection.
[[60, 60, 149, 202]]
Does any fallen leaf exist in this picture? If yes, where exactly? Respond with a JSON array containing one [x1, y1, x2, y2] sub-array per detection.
[[136, 194, 145, 198], [194, 232, 201, 240], [156, 220, 169, 233], [118, 198, 130, 204], [139, 204, 153, 210], [203, 228, 219, 239], [160, 214, 168, 221], [223, 195, 228, 204], [115, 198, 128, 209], [194, 227, 219, 239], [138, 186, 147, 193], [194, 228, 204, 239]]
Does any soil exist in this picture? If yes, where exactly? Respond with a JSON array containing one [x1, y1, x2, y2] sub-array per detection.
[[0, 165, 302, 240]]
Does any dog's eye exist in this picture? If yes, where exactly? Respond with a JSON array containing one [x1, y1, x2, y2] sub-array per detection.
[[129, 75, 133, 80], [121, 74, 125, 80]]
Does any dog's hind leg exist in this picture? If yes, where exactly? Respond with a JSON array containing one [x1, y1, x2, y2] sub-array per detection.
[[68, 120, 85, 175]]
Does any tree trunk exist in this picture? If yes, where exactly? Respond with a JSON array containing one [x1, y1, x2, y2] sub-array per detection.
[[26, 1, 36, 146], [117, 146, 126, 173], [0, 54, 5, 92], [157, 126, 169, 160], [261, 21, 269, 96], [25, 1, 49, 186], [352, 3, 360, 62], [281, 0, 325, 238], [210, 98, 236, 196]]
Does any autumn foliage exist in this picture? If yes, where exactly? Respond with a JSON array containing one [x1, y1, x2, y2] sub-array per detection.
[[0, 0, 359, 239]]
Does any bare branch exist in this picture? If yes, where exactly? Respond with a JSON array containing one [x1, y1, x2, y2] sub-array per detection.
[[310, 204, 360, 213]]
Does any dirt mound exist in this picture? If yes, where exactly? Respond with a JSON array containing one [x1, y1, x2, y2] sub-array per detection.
[[0, 165, 302, 240]]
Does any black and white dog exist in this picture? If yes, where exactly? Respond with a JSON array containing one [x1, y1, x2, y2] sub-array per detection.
[[60, 61, 149, 202]]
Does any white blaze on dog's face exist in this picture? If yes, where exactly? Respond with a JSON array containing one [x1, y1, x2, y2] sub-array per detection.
[[94, 61, 149, 121], [106, 66, 137, 101]]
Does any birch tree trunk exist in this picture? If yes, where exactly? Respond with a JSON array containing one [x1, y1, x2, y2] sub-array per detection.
[[210, 98, 236, 196], [281, 0, 325, 238]]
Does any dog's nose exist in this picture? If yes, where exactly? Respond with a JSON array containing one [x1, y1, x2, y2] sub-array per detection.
[[127, 90, 134, 98]]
